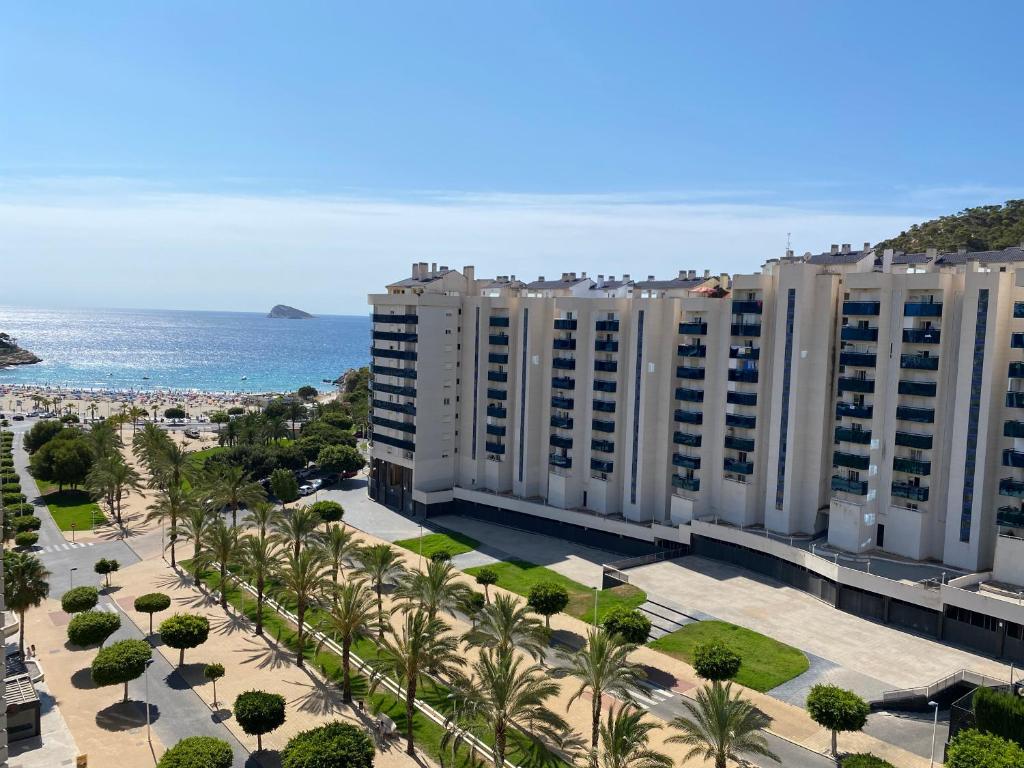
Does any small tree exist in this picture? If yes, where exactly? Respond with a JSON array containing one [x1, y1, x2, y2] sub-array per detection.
[[946, 729, 1024, 768], [475, 566, 498, 603], [430, 550, 452, 563], [91, 638, 152, 702], [164, 407, 187, 419], [806, 684, 870, 757], [157, 736, 233, 768], [317, 444, 365, 476], [134, 592, 172, 634], [297, 385, 318, 400], [68, 610, 121, 647], [14, 531, 38, 549], [692, 640, 742, 683], [270, 468, 299, 506], [308, 499, 344, 524], [234, 689, 287, 751], [61, 585, 99, 613], [527, 582, 570, 628], [281, 721, 375, 768], [204, 663, 225, 708], [601, 607, 652, 644], [159, 613, 211, 667], [94, 558, 120, 588]]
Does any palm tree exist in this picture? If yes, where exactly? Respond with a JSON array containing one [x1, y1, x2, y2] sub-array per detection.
[[132, 422, 170, 474], [448, 648, 570, 768], [463, 592, 548, 661], [667, 682, 778, 768], [396, 558, 472, 619], [315, 578, 377, 703], [126, 405, 146, 434], [179, 506, 216, 564], [87, 420, 120, 460], [272, 505, 322, 559], [263, 415, 289, 444], [202, 464, 266, 527], [247, 501, 280, 539], [274, 548, 331, 669], [86, 453, 143, 527], [371, 610, 462, 755], [285, 401, 306, 437], [87, 402, 99, 422], [558, 628, 646, 753], [150, 441, 194, 492], [4, 551, 51, 654], [597, 705, 671, 768], [195, 520, 244, 610], [146, 484, 195, 568], [321, 523, 356, 583], [237, 532, 279, 636], [356, 543, 407, 639]]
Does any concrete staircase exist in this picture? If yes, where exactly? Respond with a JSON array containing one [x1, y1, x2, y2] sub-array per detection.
[[638, 597, 701, 640]]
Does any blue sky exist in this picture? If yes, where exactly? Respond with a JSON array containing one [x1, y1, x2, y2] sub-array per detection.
[[3, 1, 1023, 313]]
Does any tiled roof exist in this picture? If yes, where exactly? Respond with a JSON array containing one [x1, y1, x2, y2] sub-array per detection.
[[387, 275, 446, 288], [805, 250, 873, 266], [936, 246, 1024, 265], [590, 280, 633, 290], [632, 277, 709, 290], [524, 277, 591, 290], [891, 252, 932, 265]]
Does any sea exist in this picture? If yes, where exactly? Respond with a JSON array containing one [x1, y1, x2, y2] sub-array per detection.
[[0, 306, 371, 394]]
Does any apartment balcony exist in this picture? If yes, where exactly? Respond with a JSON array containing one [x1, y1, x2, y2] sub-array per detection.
[[903, 328, 941, 344], [486, 423, 506, 437], [674, 431, 702, 447], [838, 377, 875, 394], [485, 441, 506, 455], [592, 418, 616, 433], [554, 319, 578, 331], [831, 475, 868, 495], [673, 454, 701, 470], [904, 301, 943, 317], [594, 379, 617, 393], [1013, 333, 1024, 349], [371, 364, 416, 379], [1010, 362, 1024, 378], [487, 387, 508, 401], [372, 382, 417, 397], [372, 432, 415, 452], [901, 354, 939, 371], [835, 426, 872, 445], [1003, 449, 1024, 469], [833, 451, 870, 471], [550, 415, 574, 429], [489, 316, 510, 327], [1016, 302, 1024, 319], [679, 321, 708, 335], [892, 483, 929, 502], [549, 454, 572, 469], [894, 456, 931, 475], [594, 340, 619, 352], [373, 399, 416, 416], [1005, 420, 1024, 438], [843, 300, 881, 316], [899, 380, 937, 397], [672, 475, 700, 492], [489, 334, 510, 346], [836, 402, 873, 420], [372, 330, 418, 343], [676, 387, 705, 403], [596, 320, 620, 332], [550, 434, 573, 449], [1007, 391, 1024, 409], [487, 404, 507, 419], [732, 300, 763, 314], [552, 377, 576, 390], [552, 357, 576, 370], [553, 338, 577, 351], [592, 439, 615, 453], [840, 351, 877, 367], [675, 409, 703, 425], [372, 347, 417, 361], [726, 413, 756, 429], [551, 395, 574, 410], [678, 343, 707, 358], [728, 368, 759, 383], [677, 366, 706, 380], [727, 391, 757, 407], [895, 431, 933, 450], [371, 415, 416, 434], [731, 323, 762, 337], [724, 458, 754, 475], [997, 506, 1024, 527], [372, 313, 418, 324], [591, 458, 614, 474], [1000, 478, 1024, 498], [594, 360, 618, 373], [730, 346, 760, 360], [593, 399, 616, 413], [724, 435, 755, 452], [841, 326, 879, 342], [488, 352, 509, 365], [896, 405, 935, 423], [487, 370, 508, 383]]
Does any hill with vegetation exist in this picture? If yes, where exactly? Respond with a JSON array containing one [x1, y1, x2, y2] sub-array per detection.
[[875, 199, 1024, 254], [0, 332, 41, 367], [267, 304, 313, 319]]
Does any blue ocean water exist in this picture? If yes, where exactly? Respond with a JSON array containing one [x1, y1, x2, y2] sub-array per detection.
[[0, 306, 370, 393]]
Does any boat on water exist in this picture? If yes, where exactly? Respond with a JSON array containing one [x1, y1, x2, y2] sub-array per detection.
[[241, 375, 248, 381]]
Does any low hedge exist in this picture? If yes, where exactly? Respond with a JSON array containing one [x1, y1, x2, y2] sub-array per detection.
[[5, 503, 33, 516], [841, 755, 895, 768], [281, 721, 374, 768], [14, 531, 38, 548], [3, 493, 27, 506], [13, 515, 41, 532], [68, 610, 121, 646], [974, 686, 1024, 746], [157, 736, 233, 768], [1, 482, 22, 493]]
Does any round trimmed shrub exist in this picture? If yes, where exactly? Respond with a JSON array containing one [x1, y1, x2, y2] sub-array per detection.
[[14, 531, 38, 548], [308, 499, 344, 523], [91, 638, 152, 701], [806, 684, 870, 757], [157, 736, 233, 768], [692, 639, 742, 682], [159, 613, 210, 667], [68, 610, 121, 646], [6, 503, 34, 516], [601, 607, 652, 644], [134, 592, 172, 634], [3, 493, 27, 506], [281, 721, 375, 768], [527, 582, 570, 628], [1, 482, 22, 493], [94, 558, 119, 587], [62, 585, 99, 613], [234, 689, 287, 751], [947, 729, 1024, 768], [474, 566, 498, 601], [13, 515, 41, 532]]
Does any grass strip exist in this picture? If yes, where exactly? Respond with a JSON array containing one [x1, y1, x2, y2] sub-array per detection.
[[393, 531, 481, 560], [35, 480, 107, 531]]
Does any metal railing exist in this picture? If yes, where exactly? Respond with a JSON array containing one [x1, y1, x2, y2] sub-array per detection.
[[881, 669, 1008, 705]]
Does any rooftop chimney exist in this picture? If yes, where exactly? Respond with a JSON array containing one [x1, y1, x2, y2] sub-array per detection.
[[678, 270, 687, 279], [647, 275, 655, 281], [510, 274, 516, 282], [439, 265, 449, 273], [958, 246, 968, 254], [538, 276, 545, 282], [926, 248, 938, 260], [830, 244, 839, 255], [463, 265, 475, 285], [863, 242, 871, 251], [883, 248, 894, 273], [412, 262, 419, 279], [622, 273, 630, 281], [785, 249, 794, 259], [688, 269, 696, 279], [581, 271, 587, 279], [704, 269, 710, 278], [431, 262, 437, 275], [841, 244, 851, 254]]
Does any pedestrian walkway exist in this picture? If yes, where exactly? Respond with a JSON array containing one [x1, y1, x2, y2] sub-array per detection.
[[35, 541, 95, 555]]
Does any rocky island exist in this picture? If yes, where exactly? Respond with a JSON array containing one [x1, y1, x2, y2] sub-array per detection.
[[0, 333, 41, 367], [267, 304, 314, 319]]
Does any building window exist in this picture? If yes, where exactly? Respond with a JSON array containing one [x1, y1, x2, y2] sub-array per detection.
[[776, 288, 796, 510], [960, 289, 988, 543]]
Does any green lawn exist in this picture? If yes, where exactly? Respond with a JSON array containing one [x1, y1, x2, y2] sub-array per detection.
[[648, 619, 809, 692], [464, 559, 646, 625], [35, 481, 107, 531], [393, 530, 481, 560]]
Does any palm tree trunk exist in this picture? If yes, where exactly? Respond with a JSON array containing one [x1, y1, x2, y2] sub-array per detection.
[[495, 722, 507, 768], [591, 695, 601, 749], [219, 564, 228, 609], [377, 587, 384, 639], [342, 637, 352, 703], [231, 502, 237, 528], [405, 680, 417, 755], [255, 584, 264, 636], [296, 603, 305, 668], [169, 526, 177, 568]]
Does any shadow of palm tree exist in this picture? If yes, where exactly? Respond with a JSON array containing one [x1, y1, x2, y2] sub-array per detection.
[[234, 640, 294, 673], [211, 611, 252, 636], [284, 672, 346, 717]]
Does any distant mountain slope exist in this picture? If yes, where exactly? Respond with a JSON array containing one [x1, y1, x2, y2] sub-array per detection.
[[876, 199, 1024, 254], [0, 332, 41, 367], [268, 304, 314, 319]]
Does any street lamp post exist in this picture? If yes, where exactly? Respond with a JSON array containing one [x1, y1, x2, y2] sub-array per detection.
[[145, 658, 155, 742], [928, 700, 940, 768], [592, 586, 599, 626], [418, 523, 424, 568], [69, 567, 78, 589]]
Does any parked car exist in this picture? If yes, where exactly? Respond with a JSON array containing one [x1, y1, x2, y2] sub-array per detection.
[[12, 414, 24, 421], [298, 483, 315, 496], [184, 428, 200, 439]]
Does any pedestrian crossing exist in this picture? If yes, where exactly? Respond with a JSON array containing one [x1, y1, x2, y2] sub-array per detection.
[[94, 602, 120, 615], [630, 683, 675, 710], [38, 541, 95, 554]]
